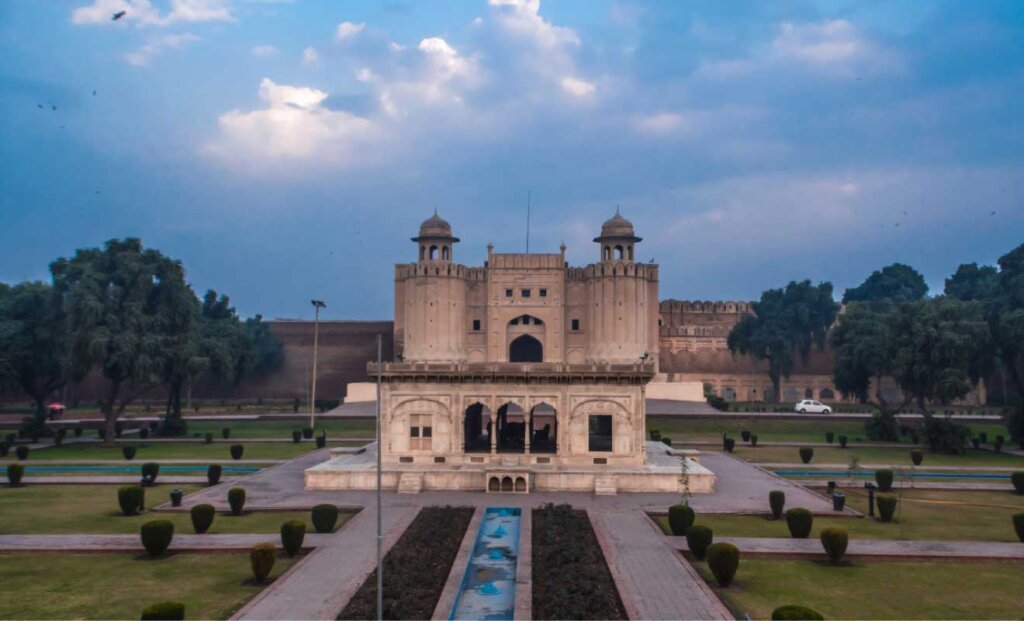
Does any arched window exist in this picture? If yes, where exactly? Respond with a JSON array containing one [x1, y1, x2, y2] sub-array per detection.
[[429, 245, 438, 260], [627, 245, 634, 260], [614, 245, 624, 260], [509, 334, 543, 362], [441, 246, 450, 260], [603, 246, 611, 261], [419, 245, 426, 260]]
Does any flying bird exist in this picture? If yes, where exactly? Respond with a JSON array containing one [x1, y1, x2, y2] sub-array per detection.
[[991, 211, 997, 216], [112, 11, 126, 21], [51, 104, 57, 111], [37, 104, 43, 109], [92, 90, 97, 96]]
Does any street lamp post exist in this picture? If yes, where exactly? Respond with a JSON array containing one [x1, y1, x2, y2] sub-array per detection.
[[310, 300, 326, 429]]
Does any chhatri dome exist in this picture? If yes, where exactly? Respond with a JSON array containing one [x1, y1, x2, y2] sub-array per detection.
[[594, 207, 641, 242], [413, 209, 459, 242]]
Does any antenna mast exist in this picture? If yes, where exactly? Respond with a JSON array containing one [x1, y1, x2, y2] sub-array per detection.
[[525, 190, 531, 254]]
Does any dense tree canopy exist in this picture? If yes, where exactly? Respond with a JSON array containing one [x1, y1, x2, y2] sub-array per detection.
[[728, 280, 839, 403], [944, 263, 999, 301], [842, 263, 928, 304]]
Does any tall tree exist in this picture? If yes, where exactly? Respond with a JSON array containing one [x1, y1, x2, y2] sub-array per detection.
[[52, 239, 194, 444], [990, 244, 1024, 445], [0, 282, 67, 438], [843, 263, 928, 304], [154, 277, 202, 437], [944, 263, 999, 301], [728, 280, 839, 403]]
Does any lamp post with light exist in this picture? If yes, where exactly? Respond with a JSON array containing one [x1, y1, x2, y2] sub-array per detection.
[[310, 299, 326, 429]]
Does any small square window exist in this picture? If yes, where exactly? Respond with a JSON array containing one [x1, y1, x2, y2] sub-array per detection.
[[472, 319, 481, 331], [521, 289, 531, 297], [410, 426, 420, 438], [423, 426, 432, 438], [505, 289, 513, 297], [571, 319, 580, 331], [539, 289, 547, 297]]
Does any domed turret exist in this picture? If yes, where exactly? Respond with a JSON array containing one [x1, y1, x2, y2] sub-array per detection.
[[593, 207, 641, 262], [412, 209, 459, 262]]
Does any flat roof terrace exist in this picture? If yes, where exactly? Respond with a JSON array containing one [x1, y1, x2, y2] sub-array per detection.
[[368, 361, 656, 384]]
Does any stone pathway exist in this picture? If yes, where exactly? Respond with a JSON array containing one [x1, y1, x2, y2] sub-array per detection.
[[668, 535, 1024, 560], [17, 475, 233, 485], [0, 533, 332, 552], [759, 462, 1021, 471], [590, 509, 731, 620], [233, 503, 420, 621]]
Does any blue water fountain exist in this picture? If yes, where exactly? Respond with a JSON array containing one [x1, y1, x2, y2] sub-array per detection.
[[449, 507, 521, 620]]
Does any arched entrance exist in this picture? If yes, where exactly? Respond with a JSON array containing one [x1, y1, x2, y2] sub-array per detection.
[[509, 335, 542, 362], [529, 402, 557, 453], [463, 403, 492, 453], [496, 402, 525, 453]]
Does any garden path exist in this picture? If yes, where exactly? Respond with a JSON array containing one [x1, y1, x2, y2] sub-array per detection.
[[667, 535, 1024, 560], [0, 532, 333, 552]]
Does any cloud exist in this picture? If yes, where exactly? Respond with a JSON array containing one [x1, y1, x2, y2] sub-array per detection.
[[72, 0, 231, 27], [123, 33, 199, 66], [301, 46, 319, 66], [560, 76, 595, 97], [487, 0, 579, 49], [335, 21, 366, 42], [633, 112, 685, 135], [250, 44, 279, 57], [771, 19, 903, 76]]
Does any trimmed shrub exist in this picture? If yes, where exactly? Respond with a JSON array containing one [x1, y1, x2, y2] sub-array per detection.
[[661, 437, 673, 447], [750, 434, 758, 447], [16, 445, 29, 460], [280, 519, 306, 556], [769, 490, 786, 519], [1012, 472, 1024, 494], [204, 433, 213, 445], [316, 433, 327, 449], [1013, 513, 1024, 543], [207, 464, 222, 486], [139, 427, 150, 439], [979, 431, 988, 444], [650, 429, 661, 441], [118, 485, 145, 515], [877, 495, 898, 522], [838, 435, 848, 448], [705, 542, 740, 587], [668, 504, 696, 536], [7, 463, 25, 486], [302, 427, 314, 439], [825, 431, 834, 444], [311, 504, 339, 533], [141, 462, 160, 484], [190, 504, 216, 534], [222, 428, 231, 439], [772, 605, 825, 620], [740, 430, 751, 442], [799, 447, 814, 464], [785, 508, 813, 538], [250, 543, 277, 584], [122, 445, 137, 460], [686, 525, 713, 561], [140, 520, 174, 556], [724, 438, 735, 453], [291, 430, 302, 443], [139, 601, 185, 620], [819, 527, 849, 564], [971, 437, 981, 449], [230, 444, 244, 460], [910, 450, 923, 466], [228, 487, 246, 515], [875, 469, 894, 491]]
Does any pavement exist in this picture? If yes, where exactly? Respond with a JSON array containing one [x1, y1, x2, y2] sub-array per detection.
[[15, 475, 237, 485], [759, 462, 1022, 471]]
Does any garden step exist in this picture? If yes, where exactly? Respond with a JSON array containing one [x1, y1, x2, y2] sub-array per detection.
[[594, 474, 618, 495], [397, 472, 423, 494]]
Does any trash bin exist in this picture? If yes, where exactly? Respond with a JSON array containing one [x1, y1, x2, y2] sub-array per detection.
[[832, 492, 846, 511], [170, 489, 183, 507]]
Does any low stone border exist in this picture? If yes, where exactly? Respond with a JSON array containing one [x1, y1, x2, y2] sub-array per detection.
[[431, 507, 484, 620], [513, 508, 533, 621]]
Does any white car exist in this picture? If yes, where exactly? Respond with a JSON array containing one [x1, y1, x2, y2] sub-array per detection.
[[795, 399, 832, 414]]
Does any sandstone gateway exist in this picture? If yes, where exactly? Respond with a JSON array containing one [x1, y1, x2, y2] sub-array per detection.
[[306, 211, 714, 494]]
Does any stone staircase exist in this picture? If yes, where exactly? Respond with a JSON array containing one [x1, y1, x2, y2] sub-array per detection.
[[594, 475, 618, 496], [397, 472, 423, 494]]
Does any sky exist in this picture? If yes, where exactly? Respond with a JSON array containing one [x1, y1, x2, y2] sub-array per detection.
[[1, 0, 1022, 320]]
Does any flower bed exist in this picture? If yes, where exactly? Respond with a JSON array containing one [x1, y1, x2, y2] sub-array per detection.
[[532, 504, 626, 620], [340, 506, 473, 620]]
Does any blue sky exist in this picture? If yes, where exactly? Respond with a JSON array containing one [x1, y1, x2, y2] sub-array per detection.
[[1, 0, 1021, 320]]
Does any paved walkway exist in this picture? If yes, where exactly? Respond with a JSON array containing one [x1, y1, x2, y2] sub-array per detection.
[[760, 462, 1021, 471], [234, 503, 419, 620], [17, 475, 235, 485], [668, 535, 1024, 560], [4, 459, 281, 465], [0, 533, 332, 552], [800, 479, 1013, 491], [590, 509, 731, 620]]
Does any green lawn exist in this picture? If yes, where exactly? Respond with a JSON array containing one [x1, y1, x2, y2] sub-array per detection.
[[654, 488, 1024, 542], [0, 484, 355, 535], [647, 416, 1009, 446], [695, 559, 1024, 620], [1, 441, 341, 461], [731, 444, 1024, 468], [0, 552, 296, 620], [185, 419, 376, 439]]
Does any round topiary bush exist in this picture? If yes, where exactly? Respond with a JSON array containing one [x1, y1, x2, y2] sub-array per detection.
[[705, 542, 740, 587], [785, 508, 813, 538], [230, 444, 244, 460], [825, 431, 834, 444], [7, 463, 25, 486], [311, 504, 339, 533], [15, 445, 29, 460], [1013, 513, 1024, 543], [222, 428, 231, 439], [668, 504, 696, 536], [799, 447, 814, 464], [741, 430, 751, 442], [302, 427, 314, 439], [118, 485, 145, 516], [228, 487, 246, 515], [122, 445, 137, 460], [819, 527, 849, 564], [280, 519, 306, 557], [686, 525, 713, 561], [910, 450, 923, 466], [140, 601, 185, 620], [315, 433, 327, 449], [190, 504, 216, 534], [750, 434, 759, 447], [875, 469, 894, 491], [769, 490, 786, 519], [141, 462, 160, 485], [1011, 472, 1024, 494], [771, 605, 825, 620], [877, 495, 898, 522], [139, 427, 150, 439], [207, 464, 222, 486], [291, 430, 301, 443], [204, 433, 213, 445], [250, 542, 277, 584], [838, 435, 848, 448], [724, 438, 735, 453], [140, 520, 174, 556]]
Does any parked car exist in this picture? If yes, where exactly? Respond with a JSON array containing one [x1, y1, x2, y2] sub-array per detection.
[[795, 399, 831, 414]]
